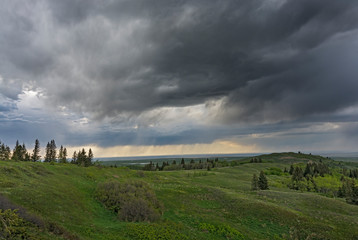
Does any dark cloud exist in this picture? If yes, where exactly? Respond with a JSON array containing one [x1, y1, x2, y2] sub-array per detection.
[[0, 0, 358, 151], [1, 0, 358, 123]]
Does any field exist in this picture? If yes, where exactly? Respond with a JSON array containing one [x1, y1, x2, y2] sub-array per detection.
[[0, 152, 358, 239]]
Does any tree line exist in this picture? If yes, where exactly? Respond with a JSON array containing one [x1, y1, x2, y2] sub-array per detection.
[[0, 139, 93, 167], [143, 158, 227, 171]]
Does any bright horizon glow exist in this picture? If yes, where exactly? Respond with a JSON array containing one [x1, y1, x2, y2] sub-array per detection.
[[63, 140, 259, 158]]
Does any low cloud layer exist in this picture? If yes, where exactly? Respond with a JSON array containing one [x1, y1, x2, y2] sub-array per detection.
[[0, 0, 358, 153]]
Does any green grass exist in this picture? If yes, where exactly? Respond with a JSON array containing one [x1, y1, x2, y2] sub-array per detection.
[[0, 153, 358, 239]]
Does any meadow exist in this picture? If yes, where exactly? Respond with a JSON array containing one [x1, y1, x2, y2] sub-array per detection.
[[0, 152, 358, 239]]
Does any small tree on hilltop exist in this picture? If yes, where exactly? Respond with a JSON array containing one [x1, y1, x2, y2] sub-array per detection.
[[251, 174, 259, 190], [258, 171, 269, 190]]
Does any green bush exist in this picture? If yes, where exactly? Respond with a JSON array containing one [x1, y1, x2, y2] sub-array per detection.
[[0, 209, 31, 239], [125, 222, 188, 240], [265, 167, 284, 176], [95, 180, 163, 222], [199, 222, 244, 240]]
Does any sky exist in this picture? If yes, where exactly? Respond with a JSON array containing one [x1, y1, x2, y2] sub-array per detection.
[[1, 0, 358, 157]]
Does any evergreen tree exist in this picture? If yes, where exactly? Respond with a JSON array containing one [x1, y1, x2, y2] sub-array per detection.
[[44, 140, 57, 162], [31, 139, 41, 162], [58, 145, 68, 163], [62, 147, 67, 163], [0, 141, 11, 161], [292, 166, 304, 182], [71, 151, 77, 164], [58, 145, 63, 162], [50, 140, 57, 162], [77, 149, 86, 166], [289, 164, 294, 175], [11, 141, 28, 161], [44, 142, 51, 162], [304, 162, 314, 178], [87, 148, 93, 166], [258, 171, 269, 190], [251, 174, 259, 190]]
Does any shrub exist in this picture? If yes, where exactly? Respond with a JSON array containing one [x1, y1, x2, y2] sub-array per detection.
[[0, 209, 29, 239], [95, 180, 163, 222], [265, 167, 284, 176], [125, 221, 188, 240], [199, 222, 244, 240]]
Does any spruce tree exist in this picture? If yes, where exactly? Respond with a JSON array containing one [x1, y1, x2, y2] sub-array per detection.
[[87, 148, 93, 166], [72, 151, 77, 164], [58, 145, 68, 163], [292, 166, 304, 182], [62, 147, 67, 163], [50, 140, 57, 162], [44, 142, 51, 162], [31, 139, 41, 162], [12, 141, 28, 161], [58, 145, 63, 162], [258, 171, 269, 190], [251, 174, 259, 190], [0, 141, 11, 161], [289, 164, 294, 175]]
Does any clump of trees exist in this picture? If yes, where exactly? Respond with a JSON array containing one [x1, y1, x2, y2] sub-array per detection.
[[250, 158, 262, 163], [71, 148, 93, 167], [0, 141, 11, 161], [287, 161, 331, 191], [251, 171, 269, 190], [0, 139, 93, 167], [95, 180, 163, 222], [44, 140, 57, 162], [338, 177, 358, 205], [11, 141, 31, 161]]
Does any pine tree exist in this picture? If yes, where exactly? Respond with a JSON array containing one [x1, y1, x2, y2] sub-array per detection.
[[62, 147, 67, 163], [44, 142, 51, 162], [289, 164, 294, 175], [0, 141, 11, 161], [292, 166, 304, 182], [58, 145, 68, 163], [258, 171, 269, 190], [58, 145, 63, 162], [50, 140, 57, 162], [11, 140, 20, 161], [11, 141, 28, 161], [31, 139, 41, 162], [304, 163, 312, 177], [251, 174, 259, 190], [71, 151, 77, 164], [87, 148, 93, 166]]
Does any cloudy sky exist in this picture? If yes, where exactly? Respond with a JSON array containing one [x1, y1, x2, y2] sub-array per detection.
[[1, 0, 358, 157]]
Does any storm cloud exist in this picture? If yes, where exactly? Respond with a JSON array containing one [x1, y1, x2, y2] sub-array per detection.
[[0, 0, 358, 151]]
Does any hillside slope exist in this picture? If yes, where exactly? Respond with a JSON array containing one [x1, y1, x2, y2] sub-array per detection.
[[0, 152, 358, 239]]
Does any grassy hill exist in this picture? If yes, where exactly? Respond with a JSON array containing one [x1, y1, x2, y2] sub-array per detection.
[[0, 152, 358, 239]]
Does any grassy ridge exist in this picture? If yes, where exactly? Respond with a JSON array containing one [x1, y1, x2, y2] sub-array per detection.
[[0, 152, 358, 239]]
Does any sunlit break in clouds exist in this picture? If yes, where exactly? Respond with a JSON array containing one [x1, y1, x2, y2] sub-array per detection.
[[1, 0, 358, 156]]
